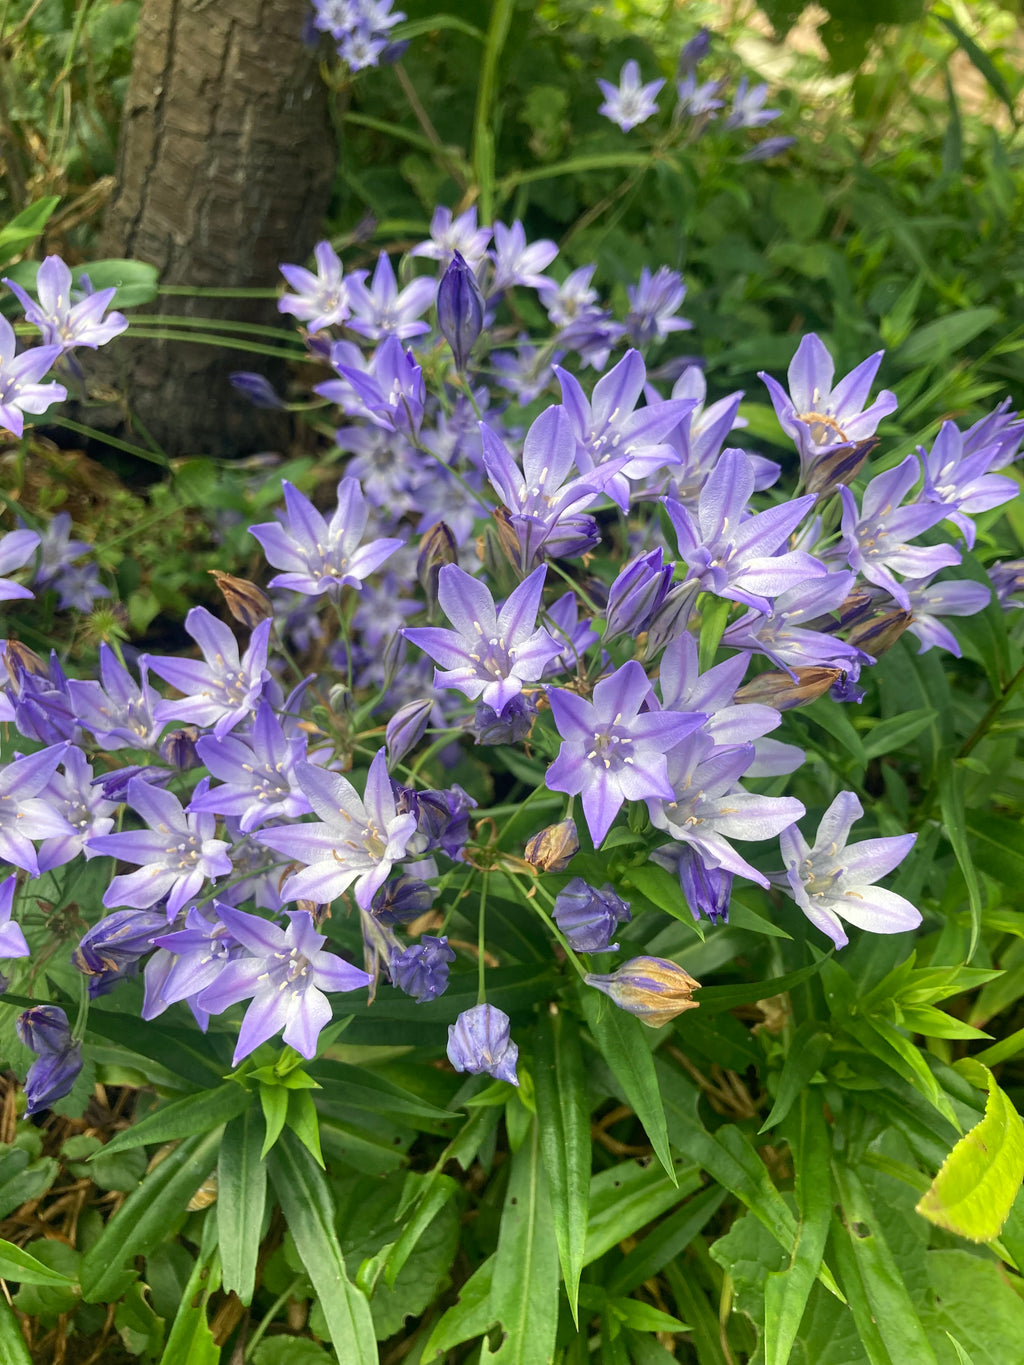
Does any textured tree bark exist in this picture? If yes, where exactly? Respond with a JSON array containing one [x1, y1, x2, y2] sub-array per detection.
[[95, 0, 334, 458]]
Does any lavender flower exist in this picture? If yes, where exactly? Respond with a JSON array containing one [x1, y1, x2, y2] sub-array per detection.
[[447, 1003, 519, 1084], [17, 1005, 83, 1115], [489, 221, 558, 294], [545, 660, 706, 846], [918, 419, 1018, 550], [36, 745, 117, 872], [675, 73, 723, 118], [278, 240, 356, 332], [584, 957, 700, 1028], [0, 315, 65, 437], [0, 529, 39, 601], [738, 136, 797, 162], [988, 560, 1024, 610], [3, 256, 127, 352], [626, 267, 691, 348], [725, 76, 781, 129], [603, 548, 673, 644], [410, 207, 492, 270], [147, 606, 273, 739], [0, 876, 30, 961], [552, 878, 631, 951], [0, 744, 75, 875], [391, 935, 455, 1001], [51, 562, 110, 612], [196, 906, 372, 1063], [597, 60, 665, 132], [721, 571, 865, 674], [652, 843, 733, 924], [142, 904, 239, 1024], [249, 477, 403, 598], [257, 747, 417, 910], [901, 575, 993, 656], [89, 776, 232, 918], [66, 643, 162, 750], [347, 251, 435, 342], [333, 336, 426, 437], [404, 564, 561, 712], [190, 701, 313, 833], [779, 791, 920, 949], [74, 906, 167, 995], [436, 251, 484, 370]]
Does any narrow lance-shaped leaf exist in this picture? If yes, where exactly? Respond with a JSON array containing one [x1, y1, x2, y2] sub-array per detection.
[[217, 1108, 267, 1306], [98, 1082, 251, 1156]]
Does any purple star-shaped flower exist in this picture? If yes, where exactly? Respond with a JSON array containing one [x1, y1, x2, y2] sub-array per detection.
[[837, 455, 961, 611], [545, 660, 707, 846], [721, 571, 865, 675], [597, 59, 664, 132], [410, 206, 492, 270], [190, 700, 313, 833], [3, 256, 127, 352], [625, 267, 691, 348], [779, 791, 919, 949], [278, 240, 358, 332], [665, 448, 824, 613], [346, 251, 436, 342], [0, 744, 75, 875], [147, 607, 272, 740], [0, 876, 30, 961], [404, 564, 562, 711], [489, 220, 558, 294], [196, 906, 372, 1063], [899, 574, 992, 656], [0, 315, 65, 438], [66, 643, 163, 750], [89, 776, 232, 919], [918, 419, 1018, 551], [724, 76, 781, 129], [36, 744, 117, 873], [334, 335, 426, 437], [257, 747, 418, 910], [248, 477, 404, 598], [0, 529, 39, 601]]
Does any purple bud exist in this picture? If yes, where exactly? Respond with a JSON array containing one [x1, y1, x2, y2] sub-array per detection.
[[471, 694, 537, 746], [847, 610, 912, 658], [381, 631, 406, 691], [391, 935, 456, 1002], [653, 845, 731, 924], [17, 1005, 83, 1115], [16, 1003, 72, 1055], [386, 698, 433, 767], [446, 1003, 519, 1085], [584, 956, 701, 1028], [372, 873, 436, 926], [229, 372, 286, 410], [417, 521, 457, 616], [159, 726, 203, 770], [643, 579, 700, 658], [604, 549, 673, 646], [524, 818, 579, 873], [738, 136, 797, 162], [678, 28, 711, 73], [804, 437, 876, 498], [91, 765, 174, 802], [74, 907, 167, 977], [436, 251, 484, 371], [552, 878, 631, 952]]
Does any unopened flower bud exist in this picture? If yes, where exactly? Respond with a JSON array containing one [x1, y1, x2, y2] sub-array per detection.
[[643, 579, 699, 658], [372, 873, 436, 925], [159, 726, 202, 770], [470, 694, 537, 746], [386, 698, 433, 767], [604, 549, 673, 645], [652, 845, 731, 924], [584, 956, 700, 1028], [491, 506, 523, 569], [524, 817, 579, 873], [447, 1003, 519, 1085], [804, 437, 877, 498], [381, 631, 406, 691], [228, 372, 286, 410], [209, 571, 273, 630], [16, 1004, 83, 1115], [553, 878, 631, 952], [437, 250, 485, 371], [846, 610, 912, 658], [391, 935, 456, 1002], [3, 640, 46, 681], [417, 521, 457, 615], [734, 666, 842, 711]]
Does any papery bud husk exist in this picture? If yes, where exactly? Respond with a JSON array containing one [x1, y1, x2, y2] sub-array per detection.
[[386, 697, 433, 767], [417, 521, 457, 616], [805, 437, 877, 497], [209, 571, 273, 630], [3, 640, 46, 681], [846, 610, 912, 658], [524, 817, 579, 872], [643, 579, 700, 658], [492, 506, 524, 570], [585, 956, 700, 1028], [734, 666, 842, 711], [160, 726, 202, 770]]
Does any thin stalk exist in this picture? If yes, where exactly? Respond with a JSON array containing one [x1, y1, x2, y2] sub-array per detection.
[[49, 417, 171, 468], [959, 658, 1024, 758], [477, 871, 489, 1004], [121, 327, 303, 361]]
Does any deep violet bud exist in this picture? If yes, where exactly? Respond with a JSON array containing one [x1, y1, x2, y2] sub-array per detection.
[[552, 878, 631, 952], [228, 372, 286, 409], [17, 1005, 83, 1114], [391, 934, 456, 1002], [653, 844, 732, 924], [678, 27, 711, 73], [74, 906, 167, 977], [437, 251, 485, 371], [603, 549, 673, 645], [734, 667, 842, 711], [209, 570, 274, 630], [417, 520, 457, 615], [584, 956, 700, 1028], [386, 698, 433, 767], [847, 610, 913, 658], [524, 818, 579, 873], [804, 437, 876, 498], [159, 726, 203, 770], [446, 1003, 519, 1085], [471, 693, 537, 746], [372, 873, 436, 925]]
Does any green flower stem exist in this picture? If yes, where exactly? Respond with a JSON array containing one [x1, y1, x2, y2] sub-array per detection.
[[959, 658, 1024, 758], [477, 871, 490, 1004], [122, 327, 303, 361], [244, 1276, 304, 1361], [50, 416, 171, 468], [509, 873, 587, 980]]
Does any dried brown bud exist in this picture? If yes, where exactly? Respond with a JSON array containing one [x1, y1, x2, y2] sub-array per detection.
[[847, 610, 913, 658], [417, 521, 457, 615], [3, 640, 46, 680], [584, 956, 701, 1028], [524, 818, 580, 873], [735, 666, 842, 711], [208, 571, 273, 630], [804, 437, 877, 498]]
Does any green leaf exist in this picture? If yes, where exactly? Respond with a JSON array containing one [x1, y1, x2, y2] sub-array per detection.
[[286, 1088, 324, 1168], [0, 1236, 77, 1287], [697, 953, 831, 1016], [699, 595, 732, 672], [963, 810, 1024, 890], [117, 1281, 165, 1359], [916, 1062, 1024, 1242], [0, 197, 61, 267], [759, 1024, 831, 1133], [484, 1119, 559, 1365], [533, 1006, 590, 1319], [267, 1131, 377, 1365], [421, 1256, 496, 1358], [804, 697, 867, 765], [862, 708, 939, 760], [606, 1185, 726, 1296], [73, 258, 159, 309], [935, 14, 1017, 118], [584, 1160, 703, 1267], [896, 307, 1001, 369], [80, 1128, 223, 1302], [381, 1172, 458, 1290], [0, 1293, 33, 1365], [260, 1082, 289, 1158], [940, 767, 984, 961], [99, 1083, 251, 1156], [764, 1093, 832, 1365], [580, 987, 675, 1180], [217, 1108, 267, 1306], [157, 1225, 219, 1365]]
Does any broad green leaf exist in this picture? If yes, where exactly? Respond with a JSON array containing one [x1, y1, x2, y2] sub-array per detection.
[[580, 987, 675, 1180], [421, 1256, 495, 1358], [916, 1062, 1024, 1242], [0, 1236, 77, 1287], [0, 1293, 32, 1365], [920, 1250, 1024, 1363], [833, 1163, 940, 1365], [253, 1341, 333, 1365], [606, 1185, 726, 1296], [533, 1007, 590, 1318], [584, 1160, 702, 1266], [381, 1172, 457, 1289], [80, 1128, 223, 1302], [764, 1093, 832, 1365], [286, 1088, 325, 1168], [0, 197, 61, 266], [157, 1219, 219, 1365], [963, 810, 1024, 890], [485, 1119, 559, 1365], [117, 1281, 165, 1359], [759, 1023, 831, 1133], [862, 708, 938, 760], [897, 308, 1001, 368], [619, 862, 702, 937], [940, 767, 983, 961], [804, 697, 867, 765], [218, 1108, 267, 1306], [268, 1131, 376, 1365], [99, 1083, 251, 1156]]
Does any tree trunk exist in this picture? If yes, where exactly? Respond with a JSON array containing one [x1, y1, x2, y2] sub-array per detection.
[[95, 0, 334, 459]]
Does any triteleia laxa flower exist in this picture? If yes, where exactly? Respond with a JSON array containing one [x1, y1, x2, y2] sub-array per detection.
[[249, 477, 404, 598], [447, 1003, 519, 1084], [196, 906, 372, 1063], [0, 743, 75, 875], [725, 76, 781, 129], [0, 876, 30, 961], [779, 791, 920, 949], [900, 574, 992, 656], [0, 315, 65, 438], [347, 250, 436, 343], [391, 935, 456, 1002], [552, 878, 631, 952], [147, 606, 273, 739], [597, 60, 665, 132], [489, 220, 557, 294], [0, 529, 40, 601], [66, 643, 163, 750], [4, 255, 127, 352], [410, 206, 492, 270], [436, 251, 485, 370], [278, 240, 358, 332], [545, 659, 706, 847], [918, 419, 1018, 551], [404, 563, 562, 712], [191, 700, 313, 833]]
